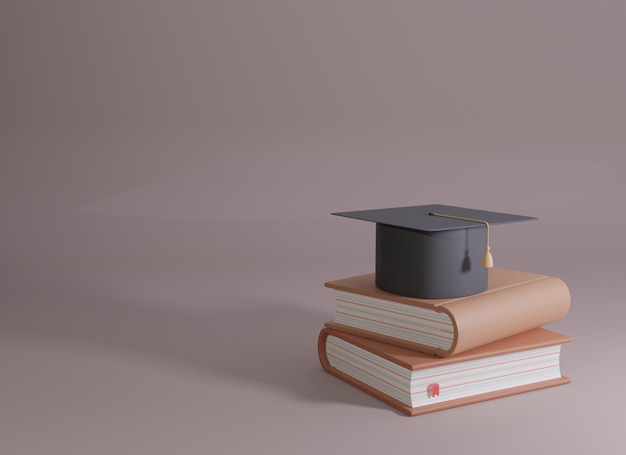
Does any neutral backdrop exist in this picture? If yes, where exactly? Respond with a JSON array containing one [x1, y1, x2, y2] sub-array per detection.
[[2, 2, 625, 454]]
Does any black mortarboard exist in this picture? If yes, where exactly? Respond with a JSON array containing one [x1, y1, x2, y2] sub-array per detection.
[[332, 204, 536, 299]]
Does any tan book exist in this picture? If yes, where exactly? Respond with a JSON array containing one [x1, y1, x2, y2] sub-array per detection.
[[319, 325, 571, 416], [325, 268, 570, 357]]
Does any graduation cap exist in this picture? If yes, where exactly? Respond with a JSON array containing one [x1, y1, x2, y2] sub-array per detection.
[[332, 204, 536, 299]]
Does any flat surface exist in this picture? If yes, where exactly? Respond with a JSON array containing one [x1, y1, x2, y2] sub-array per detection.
[[333, 204, 536, 231], [2, 2, 626, 454]]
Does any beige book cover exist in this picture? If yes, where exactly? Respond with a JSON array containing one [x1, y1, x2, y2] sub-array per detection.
[[319, 325, 571, 416], [325, 268, 570, 356]]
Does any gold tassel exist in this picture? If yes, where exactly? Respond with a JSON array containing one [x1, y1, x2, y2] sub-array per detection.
[[429, 212, 494, 269]]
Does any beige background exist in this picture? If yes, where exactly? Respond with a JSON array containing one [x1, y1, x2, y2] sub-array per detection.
[[2, 1, 625, 453]]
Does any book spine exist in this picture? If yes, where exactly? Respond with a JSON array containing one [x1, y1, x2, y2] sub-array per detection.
[[448, 277, 571, 355]]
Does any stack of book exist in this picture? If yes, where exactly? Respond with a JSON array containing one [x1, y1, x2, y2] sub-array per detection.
[[318, 205, 571, 416]]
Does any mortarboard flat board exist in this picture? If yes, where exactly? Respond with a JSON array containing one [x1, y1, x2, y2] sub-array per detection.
[[332, 204, 536, 299]]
